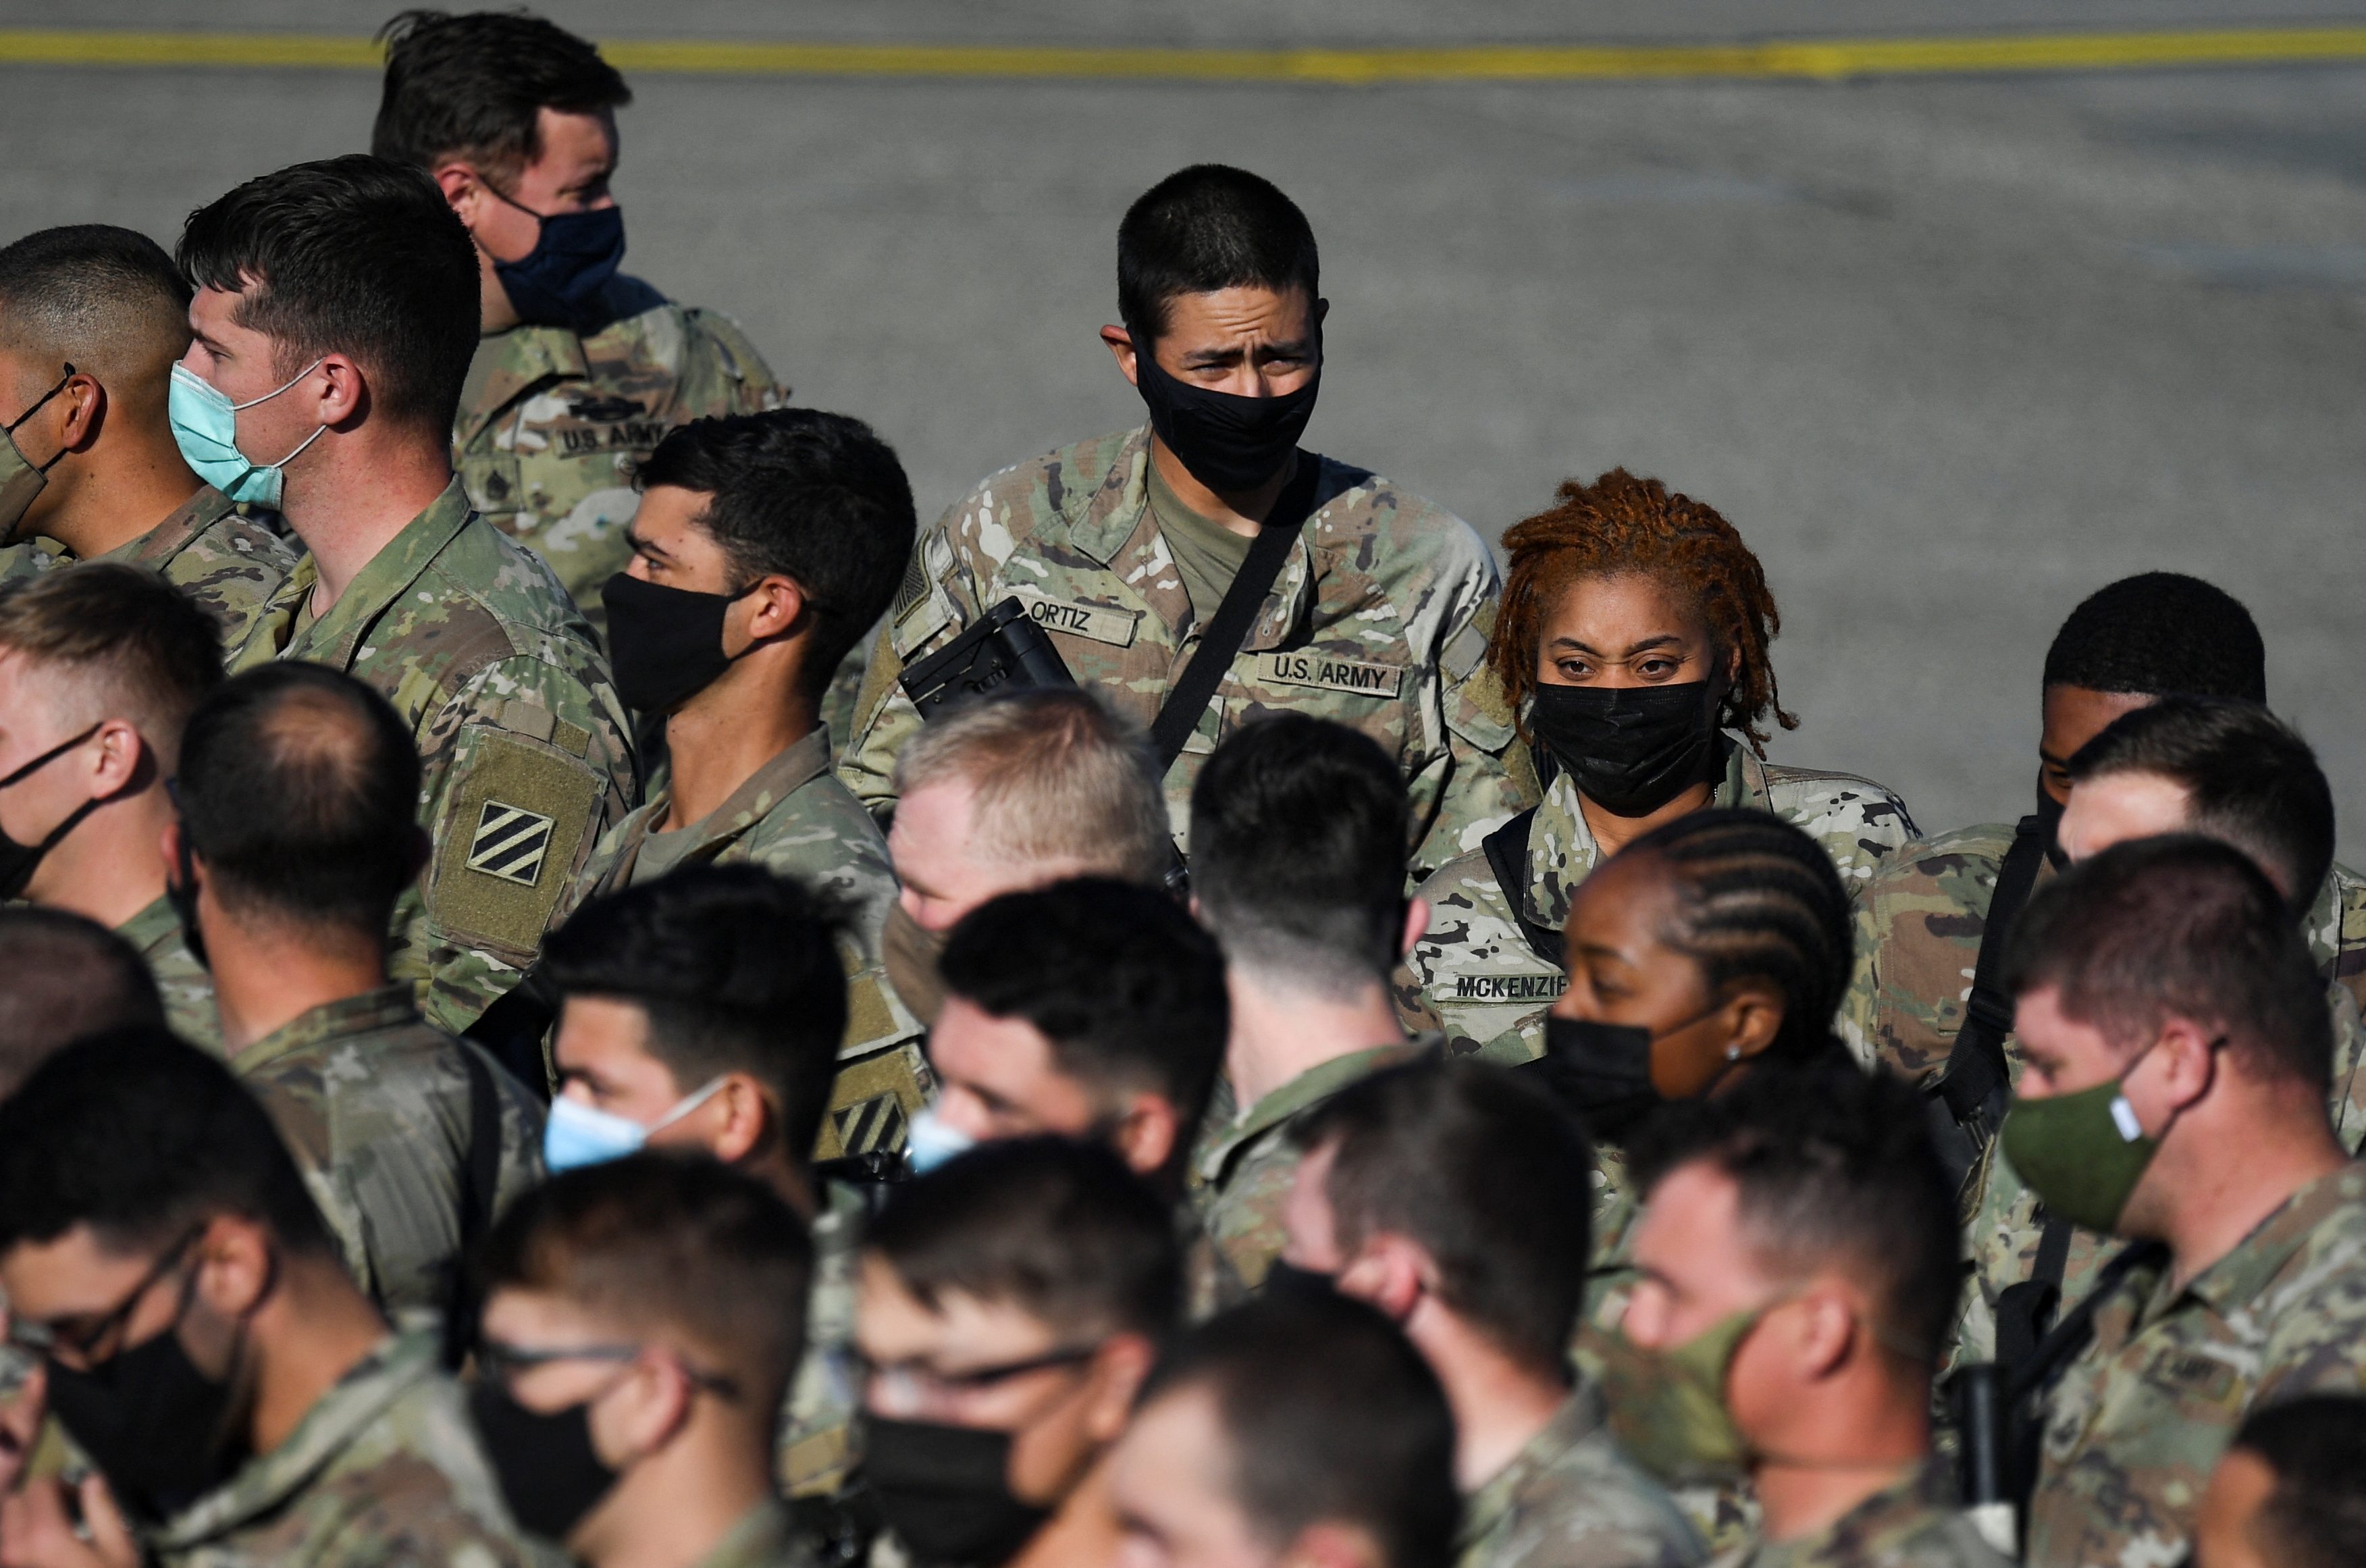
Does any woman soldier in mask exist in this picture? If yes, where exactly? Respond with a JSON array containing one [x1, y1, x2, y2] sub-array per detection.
[[1403, 467, 1914, 1066]]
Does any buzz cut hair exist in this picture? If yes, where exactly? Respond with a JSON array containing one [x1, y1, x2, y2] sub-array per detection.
[[0, 908, 164, 1101], [373, 9, 632, 181], [0, 565, 224, 770], [0, 226, 192, 401], [1190, 716, 1410, 1001], [2042, 571, 2266, 703], [2230, 1395, 2366, 1568], [892, 687, 1170, 886], [479, 1151, 813, 1412], [1118, 165, 1320, 347]]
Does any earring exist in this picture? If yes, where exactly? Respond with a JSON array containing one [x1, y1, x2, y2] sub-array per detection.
[[1726, 1044, 1742, 1062]]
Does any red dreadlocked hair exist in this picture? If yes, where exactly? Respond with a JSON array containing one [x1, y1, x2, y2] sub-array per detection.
[[1490, 469, 1795, 754]]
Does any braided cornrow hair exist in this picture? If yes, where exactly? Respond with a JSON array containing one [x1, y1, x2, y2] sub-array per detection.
[[1490, 469, 1795, 753], [1623, 808, 1851, 1062]]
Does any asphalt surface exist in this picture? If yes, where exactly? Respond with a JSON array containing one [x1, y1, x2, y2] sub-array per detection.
[[2, 5, 2363, 856]]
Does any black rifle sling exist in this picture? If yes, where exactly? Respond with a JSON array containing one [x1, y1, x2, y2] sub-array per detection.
[[1995, 1212, 2076, 1374], [441, 1041, 506, 1367], [1936, 815, 2052, 1128], [1149, 455, 1322, 771], [1999, 1238, 2170, 1523], [1480, 808, 1563, 967]]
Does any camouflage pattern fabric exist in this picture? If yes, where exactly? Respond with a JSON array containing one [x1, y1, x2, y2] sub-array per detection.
[[144, 1327, 543, 1568], [1456, 1382, 1704, 1568], [1408, 747, 1918, 1062], [116, 893, 219, 1053], [695, 1498, 818, 1568], [1190, 1039, 1429, 1293], [778, 1181, 866, 1499], [233, 984, 546, 1317], [836, 426, 1527, 882], [2027, 1164, 2366, 1568], [1842, 827, 2366, 1366], [231, 479, 639, 1035], [559, 726, 928, 1159], [1709, 1461, 2005, 1568], [455, 276, 787, 635], [0, 485, 295, 652]]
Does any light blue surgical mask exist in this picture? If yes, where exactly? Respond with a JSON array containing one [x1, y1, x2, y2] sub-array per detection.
[[542, 1076, 729, 1173], [167, 359, 327, 508], [903, 1107, 976, 1174]]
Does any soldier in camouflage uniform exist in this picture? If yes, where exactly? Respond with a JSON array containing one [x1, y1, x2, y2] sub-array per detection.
[[0, 226, 295, 654], [179, 661, 545, 1317], [1707, 1463, 2007, 1568], [839, 167, 1521, 878], [554, 411, 925, 1150], [473, 1157, 818, 1568], [373, 10, 786, 634], [2004, 839, 2366, 1568], [0, 1035, 540, 1568]]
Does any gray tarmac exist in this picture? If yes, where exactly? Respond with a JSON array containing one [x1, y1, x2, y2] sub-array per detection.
[[2, 3, 2362, 855]]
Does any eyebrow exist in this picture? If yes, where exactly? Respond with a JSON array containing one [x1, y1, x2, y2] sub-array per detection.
[[625, 529, 673, 563], [1546, 633, 1688, 658], [1177, 336, 1317, 365]]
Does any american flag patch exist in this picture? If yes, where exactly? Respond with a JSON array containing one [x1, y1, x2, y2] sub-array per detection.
[[465, 801, 555, 887]]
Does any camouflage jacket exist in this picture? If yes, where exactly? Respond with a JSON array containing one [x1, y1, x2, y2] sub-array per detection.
[[697, 1499, 818, 1568], [456, 276, 786, 634], [560, 726, 928, 1161], [1843, 825, 2366, 1365], [117, 893, 218, 1053], [1407, 745, 1918, 1062], [1710, 1462, 2003, 1568], [147, 1328, 541, 1568], [837, 427, 1525, 882], [2028, 1164, 2366, 1568], [779, 1181, 866, 1499], [0, 485, 295, 652], [1190, 1039, 1429, 1292], [231, 479, 639, 1033], [1457, 1382, 1704, 1568], [234, 984, 546, 1317]]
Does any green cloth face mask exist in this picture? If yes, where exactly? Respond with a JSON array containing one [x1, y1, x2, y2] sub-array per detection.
[[1997, 1072, 2158, 1234], [1595, 1308, 1764, 1486]]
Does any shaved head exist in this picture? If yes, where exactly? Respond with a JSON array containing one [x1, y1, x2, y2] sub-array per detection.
[[0, 226, 192, 413]]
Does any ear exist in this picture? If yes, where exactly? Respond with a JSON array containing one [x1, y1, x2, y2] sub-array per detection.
[[312, 354, 367, 429], [596, 1351, 695, 1469], [56, 371, 103, 451], [404, 825, 432, 883], [1108, 1093, 1180, 1177], [1313, 297, 1331, 330], [86, 720, 147, 800], [743, 575, 810, 643], [1720, 977, 1787, 1063], [1787, 1287, 1859, 1382], [159, 818, 185, 877], [1080, 1332, 1159, 1443], [2151, 1015, 2223, 1115], [1099, 324, 1141, 386], [1282, 1522, 1385, 1568], [192, 1213, 275, 1322], [431, 161, 486, 217], [706, 1073, 774, 1165], [1334, 1233, 1427, 1324], [1399, 897, 1431, 961]]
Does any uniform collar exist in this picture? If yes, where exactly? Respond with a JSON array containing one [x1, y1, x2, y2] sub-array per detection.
[[275, 479, 475, 671], [689, 1496, 806, 1568], [1521, 735, 1759, 933], [1458, 1382, 1611, 1546], [1196, 1038, 1428, 1186], [115, 893, 190, 965], [235, 984, 422, 1075], [603, 725, 833, 892], [2151, 1163, 2366, 1326]]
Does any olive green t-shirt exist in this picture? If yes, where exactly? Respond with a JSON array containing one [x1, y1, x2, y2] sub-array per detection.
[[1146, 459, 1255, 626]]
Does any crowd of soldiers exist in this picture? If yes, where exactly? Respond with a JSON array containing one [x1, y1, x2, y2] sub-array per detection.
[[0, 10, 2356, 1568]]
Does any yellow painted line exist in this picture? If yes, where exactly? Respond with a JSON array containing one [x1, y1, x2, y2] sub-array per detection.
[[3, 26, 2366, 82]]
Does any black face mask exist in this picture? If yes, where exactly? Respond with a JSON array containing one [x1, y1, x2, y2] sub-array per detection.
[[601, 573, 755, 714], [45, 1290, 248, 1522], [2033, 780, 2068, 869], [863, 1417, 1052, 1568], [467, 1380, 620, 1543], [1532, 1016, 1664, 1147], [0, 723, 105, 900], [1130, 329, 1321, 495], [1526, 681, 1722, 818], [1259, 1260, 1340, 1305]]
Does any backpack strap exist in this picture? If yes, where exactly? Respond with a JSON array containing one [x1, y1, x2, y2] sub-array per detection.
[[1479, 808, 1562, 967]]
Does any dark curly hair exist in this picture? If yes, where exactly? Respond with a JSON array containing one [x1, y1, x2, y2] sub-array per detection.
[[1490, 469, 1793, 752]]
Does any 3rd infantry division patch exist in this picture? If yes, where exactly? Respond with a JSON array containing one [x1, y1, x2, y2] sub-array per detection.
[[466, 800, 555, 887]]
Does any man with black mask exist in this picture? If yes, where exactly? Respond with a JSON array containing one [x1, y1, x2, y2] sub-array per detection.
[[838, 164, 1521, 883], [853, 1138, 1178, 1568], [0, 1030, 538, 1568], [552, 409, 924, 1157]]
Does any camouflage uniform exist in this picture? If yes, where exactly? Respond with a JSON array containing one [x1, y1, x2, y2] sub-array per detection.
[[1456, 1382, 1704, 1568], [455, 275, 786, 634], [2027, 1164, 2366, 1568], [115, 893, 217, 1053], [1190, 1040, 1428, 1295], [1408, 746, 1917, 1063], [558, 726, 928, 1160], [145, 1327, 541, 1568], [695, 1499, 818, 1568], [1708, 1461, 2004, 1568], [234, 984, 545, 1317], [837, 427, 1526, 881], [231, 479, 639, 1034], [1841, 827, 2366, 1365], [779, 1181, 866, 1499], [0, 485, 294, 652]]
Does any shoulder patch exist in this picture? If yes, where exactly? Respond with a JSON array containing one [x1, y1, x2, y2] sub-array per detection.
[[432, 729, 602, 959]]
